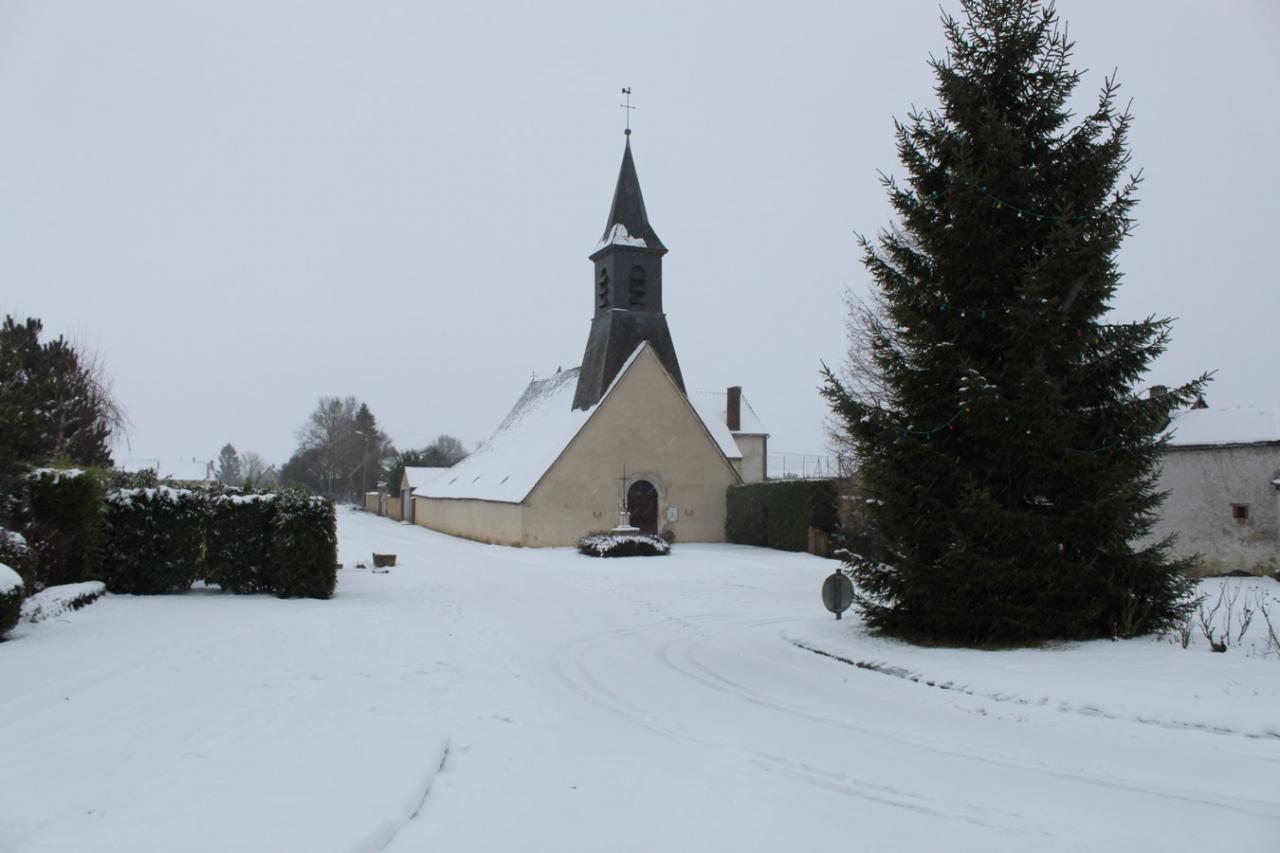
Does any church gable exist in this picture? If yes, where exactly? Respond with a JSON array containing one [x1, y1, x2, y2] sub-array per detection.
[[524, 344, 741, 543]]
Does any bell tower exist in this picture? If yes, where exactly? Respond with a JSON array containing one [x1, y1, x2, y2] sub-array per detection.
[[572, 137, 685, 410]]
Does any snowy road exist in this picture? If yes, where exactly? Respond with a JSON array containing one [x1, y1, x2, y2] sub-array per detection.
[[2, 508, 1277, 852]]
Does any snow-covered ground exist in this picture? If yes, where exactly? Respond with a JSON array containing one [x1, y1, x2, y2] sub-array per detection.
[[1, 508, 1277, 852]]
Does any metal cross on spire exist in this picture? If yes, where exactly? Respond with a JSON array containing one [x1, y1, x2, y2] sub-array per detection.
[[620, 87, 634, 136]]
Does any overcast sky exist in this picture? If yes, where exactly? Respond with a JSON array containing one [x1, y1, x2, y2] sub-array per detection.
[[2, 0, 1277, 469]]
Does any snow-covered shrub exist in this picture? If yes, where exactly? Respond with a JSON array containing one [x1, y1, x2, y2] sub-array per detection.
[[203, 493, 276, 593], [22, 581, 105, 624], [24, 467, 105, 589], [269, 492, 336, 599], [0, 562, 23, 639], [578, 532, 671, 558], [103, 487, 207, 594], [0, 526, 32, 581]]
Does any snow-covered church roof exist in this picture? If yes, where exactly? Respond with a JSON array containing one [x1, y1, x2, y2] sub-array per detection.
[[402, 466, 451, 491], [690, 390, 768, 436], [1167, 403, 1280, 447], [415, 344, 744, 505]]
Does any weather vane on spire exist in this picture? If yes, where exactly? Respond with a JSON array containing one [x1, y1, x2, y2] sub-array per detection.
[[620, 87, 634, 136]]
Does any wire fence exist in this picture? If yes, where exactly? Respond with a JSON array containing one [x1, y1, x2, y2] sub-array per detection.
[[767, 452, 847, 480]]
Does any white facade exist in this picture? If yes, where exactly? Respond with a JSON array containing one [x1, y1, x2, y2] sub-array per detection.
[[1153, 405, 1280, 576]]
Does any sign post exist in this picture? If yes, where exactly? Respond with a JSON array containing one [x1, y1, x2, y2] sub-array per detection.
[[822, 571, 854, 620]]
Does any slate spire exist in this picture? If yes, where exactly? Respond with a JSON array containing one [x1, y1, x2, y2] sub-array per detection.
[[600, 139, 667, 252], [573, 136, 684, 410]]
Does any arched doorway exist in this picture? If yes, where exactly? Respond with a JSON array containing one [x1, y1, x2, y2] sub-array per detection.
[[627, 480, 659, 534]]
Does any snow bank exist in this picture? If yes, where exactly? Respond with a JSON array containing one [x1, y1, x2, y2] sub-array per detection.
[[787, 576, 1280, 739]]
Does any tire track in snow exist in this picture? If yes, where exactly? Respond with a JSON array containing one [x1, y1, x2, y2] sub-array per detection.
[[555, 611, 1280, 824], [551, 613, 1014, 829], [359, 740, 451, 853]]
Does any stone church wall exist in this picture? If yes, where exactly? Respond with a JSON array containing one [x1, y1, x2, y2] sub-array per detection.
[[413, 497, 524, 546], [523, 347, 740, 546]]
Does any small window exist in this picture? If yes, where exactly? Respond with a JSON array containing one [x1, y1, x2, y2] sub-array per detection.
[[1231, 503, 1249, 521], [629, 265, 647, 307]]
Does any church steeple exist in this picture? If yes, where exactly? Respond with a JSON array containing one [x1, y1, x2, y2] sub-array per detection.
[[598, 139, 667, 253], [573, 137, 684, 410]]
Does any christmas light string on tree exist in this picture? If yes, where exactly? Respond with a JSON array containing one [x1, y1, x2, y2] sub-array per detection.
[[898, 171, 1111, 222]]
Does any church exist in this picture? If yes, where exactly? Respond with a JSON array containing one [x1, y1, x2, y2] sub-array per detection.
[[410, 134, 769, 547]]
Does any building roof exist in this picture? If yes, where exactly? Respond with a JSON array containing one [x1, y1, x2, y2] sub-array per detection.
[[1166, 403, 1280, 447], [415, 364, 597, 503], [416, 343, 736, 504], [118, 458, 214, 483], [402, 466, 451, 491], [592, 138, 666, 255], [691, 390, 768, 436]]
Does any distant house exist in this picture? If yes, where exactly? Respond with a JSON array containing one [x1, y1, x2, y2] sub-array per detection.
[[364, 467, 451, 521], [1153, 403, 1280, 576], [397, 466, 450, 523]]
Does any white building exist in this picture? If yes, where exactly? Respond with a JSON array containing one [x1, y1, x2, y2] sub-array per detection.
[[1154, 403, 1280, 576]]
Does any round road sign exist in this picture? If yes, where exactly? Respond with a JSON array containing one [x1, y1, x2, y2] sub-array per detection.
[[822, 571, 854, 619]]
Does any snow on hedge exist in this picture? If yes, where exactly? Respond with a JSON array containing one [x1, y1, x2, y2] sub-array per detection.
[[107, 486, 196, 506], [2, 528, 27, 552], [27, 467, 87, 484], [0, 561, 23, 594]]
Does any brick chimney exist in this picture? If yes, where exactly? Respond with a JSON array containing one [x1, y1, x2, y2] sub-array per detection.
[[726, 386, 742, 432], [1149, 385, 1168, 399]]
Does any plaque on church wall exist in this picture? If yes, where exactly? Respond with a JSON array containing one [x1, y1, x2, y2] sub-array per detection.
[[666, 506, 679, 522]]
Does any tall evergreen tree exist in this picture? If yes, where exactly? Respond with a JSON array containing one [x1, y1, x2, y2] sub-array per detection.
[[823, 0, 1206, 644], [216, 444, 242, 486], [0, 316, 122, 497]]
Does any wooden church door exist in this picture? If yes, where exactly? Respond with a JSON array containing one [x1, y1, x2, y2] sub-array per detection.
[[627, 480, 659, 534]]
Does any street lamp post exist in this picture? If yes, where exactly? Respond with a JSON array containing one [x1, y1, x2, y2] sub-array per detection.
[[354, 430, 369, 503]]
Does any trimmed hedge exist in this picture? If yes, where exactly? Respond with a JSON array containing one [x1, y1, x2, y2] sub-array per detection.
[[204, 494, 277, 594], [0, 562, 23, 639], [25, 468, 105, 589], [269, 492, 337, 599], [725, 479, 839, 552], [103, 487, 208, 594], [578, 531, 671, 558], [100, 487, 337, 599]]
